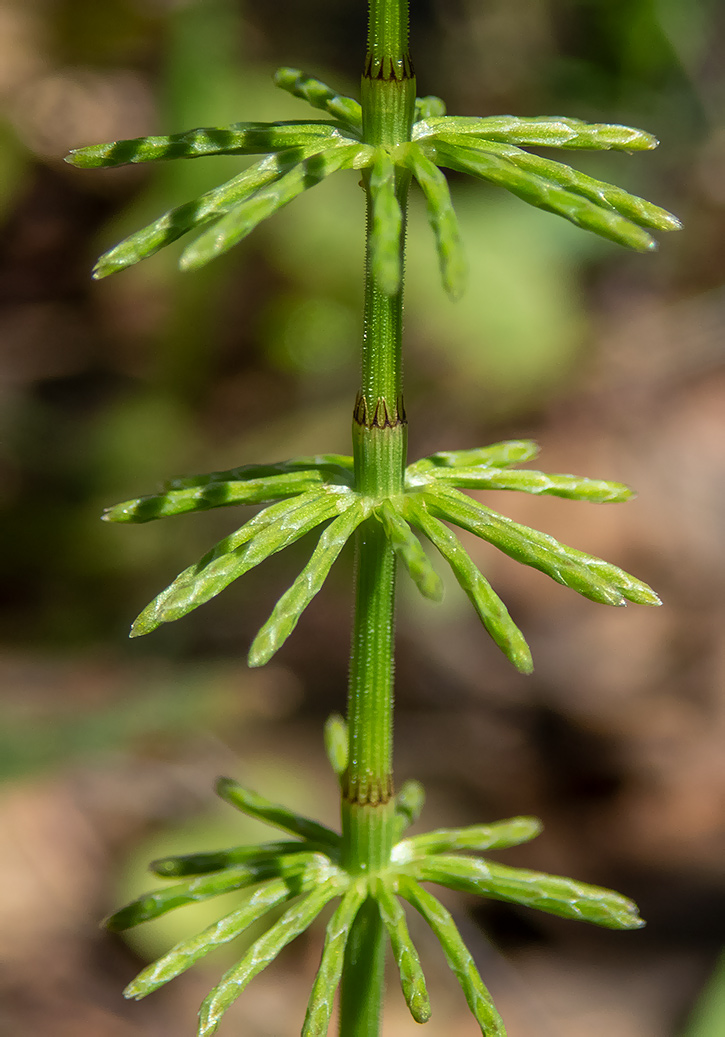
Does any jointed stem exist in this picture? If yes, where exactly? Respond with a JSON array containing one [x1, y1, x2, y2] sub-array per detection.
[[344, 518, 397, 809], [339, 3, 415, 1033]]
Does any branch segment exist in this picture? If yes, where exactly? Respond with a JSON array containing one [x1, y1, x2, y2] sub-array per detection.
[[129, 490, 351, 636], [197, 878, 345, 1037], [399, 877, 507, 1037], [430, 139, 661, 252], [248, 501, 368, 666], [302, 886, 366, 1037], [66, 121, 352, 168], [405, 495, 534, 674], [374, 880, 431, 1023], [124, 870, 321, 999], [411, 853, 645, 929], [422, 483, 660, 607], [216, 778, 340, 849], [414, 113, 661, 150], [274, 67, 363, 132], [397, 816, 543, 857]]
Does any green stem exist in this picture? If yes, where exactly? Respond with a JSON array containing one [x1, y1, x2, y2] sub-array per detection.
[[338, 3, 416, 1035], [344, 518, 398, 809], [338, 897, 387, 1037], [365, 0, 413, 81]]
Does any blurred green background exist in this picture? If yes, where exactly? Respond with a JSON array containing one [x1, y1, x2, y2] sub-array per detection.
[[1, 1, 724, 1034]]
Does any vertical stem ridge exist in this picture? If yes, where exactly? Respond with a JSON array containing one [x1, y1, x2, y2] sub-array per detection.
[[345, 0, 416, 815], [338, 898, 387, 1037], [365, 0, 413, 80], [339, 4, 416, 1034], [344, 518, 397, 807]]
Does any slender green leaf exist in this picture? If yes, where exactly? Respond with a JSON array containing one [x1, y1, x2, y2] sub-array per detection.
[[412, 854, 645, 929], [424, 484, 660, 605], [216, 778, 340, 849], [429, 465, 633, 502], [393, 780, 426, 840], [399, 877, 507, 1037], [368, 147, 403, 296], [431, 139, 658, 251], [104, 469, 349, 523], [66, 121, 349, 168], [197, 879, 346, 1037], [150, 841, 325, 878], [401, 816, 542, 856], [324, 713, 349, 778], [106, 853, 324, 931], [249, 500, 366, 666], [376, 499, 443, 601], [405, 496, 533, 674], [302, 885, 366, 1037], [406, 441, 540, 483], [181, 143, 369, 270], [130, 490, 351, 636], [125, 869, 321, 999], [469, 138, 680, 232], [374, 882, 430, 1023], [405, 144, 466, 299], [92, 146, 323, 278], [274, 67, 362, 134], [416, 114, 660, 150]]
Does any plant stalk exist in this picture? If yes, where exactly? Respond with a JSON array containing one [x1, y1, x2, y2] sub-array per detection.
[[338, 2, 415, 1034]]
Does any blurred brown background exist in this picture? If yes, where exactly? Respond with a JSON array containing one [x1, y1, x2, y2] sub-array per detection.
[[1, 0, 724, 1034]]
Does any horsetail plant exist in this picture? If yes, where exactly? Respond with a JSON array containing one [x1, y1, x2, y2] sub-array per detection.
[[70, 1, 680, 1034]]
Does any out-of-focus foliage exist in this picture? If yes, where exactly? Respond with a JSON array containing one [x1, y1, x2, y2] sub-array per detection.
[[683, 951, 725, 1037]]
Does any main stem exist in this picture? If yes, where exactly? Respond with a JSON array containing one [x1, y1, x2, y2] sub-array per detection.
[[338, 3, 415, 1035]]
